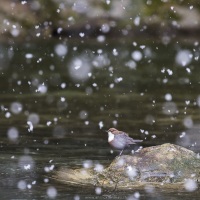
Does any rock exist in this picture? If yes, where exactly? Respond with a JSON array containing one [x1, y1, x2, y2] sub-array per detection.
[[53, 143, 200, 189], [55, 168, 94, 186]]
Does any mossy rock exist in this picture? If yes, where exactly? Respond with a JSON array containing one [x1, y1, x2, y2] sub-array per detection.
[[53, 143, 200, 189]]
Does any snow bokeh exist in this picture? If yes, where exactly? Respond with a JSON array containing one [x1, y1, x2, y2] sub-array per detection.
[[47, 186, 57, 199], [184, 179, 197, 192], [175, 50, 193, 67], [10, 102, 23, 114], [18, 155, 35, 171], [7, 127, 19, 142], [54, 44, 68, 57], [131, 50, 142, 61], [68, 54, 92, 82], [162, 102, 178, 115], [28, 113, 40, 126], [17, 180, 27, 190], [1, 2, 200, 198], [126, 192, 140, 200]]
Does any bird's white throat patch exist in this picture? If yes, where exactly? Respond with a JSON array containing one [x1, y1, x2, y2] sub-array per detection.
[[108, 131, 114, 142]]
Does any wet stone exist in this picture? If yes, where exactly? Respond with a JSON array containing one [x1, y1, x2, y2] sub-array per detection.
[[53, 143, 200, 189]]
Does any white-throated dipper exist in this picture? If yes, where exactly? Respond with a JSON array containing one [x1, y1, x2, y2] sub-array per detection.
[[106, 128, 143, 155]]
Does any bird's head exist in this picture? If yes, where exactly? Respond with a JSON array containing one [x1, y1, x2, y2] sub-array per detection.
[[106, 128, 118, 134]]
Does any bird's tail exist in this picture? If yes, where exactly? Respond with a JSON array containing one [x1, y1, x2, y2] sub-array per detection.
[[128, 138, 143, 144], [133, 139, 143, 143]]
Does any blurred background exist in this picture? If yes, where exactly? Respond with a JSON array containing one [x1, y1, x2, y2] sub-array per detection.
[[1, 0, 200, 199]]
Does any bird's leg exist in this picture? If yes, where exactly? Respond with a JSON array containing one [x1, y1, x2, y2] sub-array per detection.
[[119, 149, 124, 156]]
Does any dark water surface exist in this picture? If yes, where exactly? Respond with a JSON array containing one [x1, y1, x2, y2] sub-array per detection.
[[1, 38, 200, 199]]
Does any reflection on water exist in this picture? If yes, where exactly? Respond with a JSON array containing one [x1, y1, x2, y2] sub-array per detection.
[[0, 39, 200, 199]]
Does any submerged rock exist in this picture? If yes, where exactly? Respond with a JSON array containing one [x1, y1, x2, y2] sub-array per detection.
[[53, 143, 200, 189]]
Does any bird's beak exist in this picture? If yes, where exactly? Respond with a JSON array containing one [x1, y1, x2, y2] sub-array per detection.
[[105, 130, 108, 133]]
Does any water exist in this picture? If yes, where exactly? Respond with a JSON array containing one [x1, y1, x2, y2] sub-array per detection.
[[0, 38, 200, 199]]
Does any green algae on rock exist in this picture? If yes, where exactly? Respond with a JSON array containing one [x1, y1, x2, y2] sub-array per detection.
[[53, 143, 200, 189]]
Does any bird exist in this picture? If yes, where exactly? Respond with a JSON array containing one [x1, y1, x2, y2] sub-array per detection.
[[106, 128, 143, 156]]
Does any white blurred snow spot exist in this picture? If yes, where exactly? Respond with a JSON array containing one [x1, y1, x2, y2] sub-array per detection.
[[28, 113, 40, 126], [98, 121, 104, 129], [179, 131, 186, 138], [79, 32, 85, 37], [112, 120, 118, 126], [21, 1, 27, 5], [61, 83, 66, 89], [115, 77, 123, 83], [5, 112, 11, 118], [88, 72, 92, 77], [18, 155, 35, 171], [44, 165, 55, 172], [184, 179, 197, 192], [175, 50, 193, 67], [92, 54, 110, 68], [140, 45, 146, 49], [112, 48, 118, 56], [25, 53, 33, 59], [116, 158, 125, 167], [94, 164, 104, 172], [133, 42, 137, 46], [79, 110, 88, 120], [17, 180, 26, 190], [11, 28, 20, 37], [10, 102, 23, 114], [95, 187, 102, 195], [167, 69, 173, 75], [125, 60, 137, 69], [27, 121, 33, 132], [69, 55, 92, 82], [144, 184, 155, 193], [44, 178, 49, 183], [109, 83, 114, 88], [126, 166, 137, 179], [7, 127, 19, 141], [162, 102, 177, 115], [24, 164, 31, 170], [92, 83, 97, 87], [127, 192, 140, 200], [74, 195, 80, 200], [185, 100, 190, 105], [57, 27, 63, 34], [145, 115, 155, 125], [37, 83, 47, 94], [47, 121, 52, 126], [97, 35, 105, 43], [84, 121, 89, 125], [101, 24, 110, 33], [165, 93, 172, 101], [131, 50, 142, 61], [27, 184, 32, 189], [186, 68, 191, 73], [60, 97, 65, 102], [183, 116, 193, 128], [32, 180, 36, 185], [55, 44, 68, 57], [134, 16, 140, 26], [83, 160, 93, 168], [47, 186, 57, 199], [144, 130, 149, 135]]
